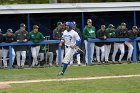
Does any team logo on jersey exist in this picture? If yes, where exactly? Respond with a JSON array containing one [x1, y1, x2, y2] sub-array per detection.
[[89, 30, 95, 33], [63, 35, 72, 44], [63, 35, 72, 39]]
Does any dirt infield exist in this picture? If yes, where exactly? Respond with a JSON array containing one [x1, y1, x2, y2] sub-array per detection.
[[0, 84, 11, 89], [0, 74, 140, 89]]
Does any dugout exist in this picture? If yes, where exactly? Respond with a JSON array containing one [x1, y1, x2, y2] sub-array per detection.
[[0, 2, 140, 64], [0, 2, 140, 35]]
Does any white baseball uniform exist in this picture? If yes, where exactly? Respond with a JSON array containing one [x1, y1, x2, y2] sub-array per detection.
[[138, 43, 140, 60], [125, 41, 133, 61], [112, 43, 125, 62], [84, 40, 95, 64], [2, 48, 15, 68], [95, 45, 105, 62], [104, 44, 111, 61], [62, 29, 81, 64], [31, 46, 40, 66]]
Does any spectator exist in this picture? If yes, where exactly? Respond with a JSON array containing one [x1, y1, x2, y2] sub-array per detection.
[[112, 23, 127, 64], [83, 19, 96, 65], [29, 25, 44, 67], [38, 45, 53, 67], [2, 29, 15, 68], [53, 22, 64, 66], [95, 25, 107, 64], [71, 21, 82, 66], [105, 24, 116, 63], [14, 23, 28, 68], [0, 29, 3, 68], [127, 26, 138, 63]]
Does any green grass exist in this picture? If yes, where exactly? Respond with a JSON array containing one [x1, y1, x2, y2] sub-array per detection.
[[0, 77, 140, 93], [0, 63, 140, 81]]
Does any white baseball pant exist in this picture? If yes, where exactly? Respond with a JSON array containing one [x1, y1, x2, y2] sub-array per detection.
[[39, 52, 53, 65], [2, 48, 15, 67], [112, 43, 125, 62], [70, 54, 81, 65], [138, 42, 140, 60], [39, 53, 44, 61], [125, 41, 133, 61], [104, 44, 111, 61], [84, 40, 95, 64], [63, 46, 76, 64], [16, 51, 26, 67], [95, 46, 105, 62], [0, 49, 2, 67], [56, 49, 64, 65], [31, 46, 40, 66]]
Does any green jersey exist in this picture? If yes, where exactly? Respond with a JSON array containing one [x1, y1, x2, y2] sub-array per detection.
[[106, 28, 116, 38], [83, 25, 96, 40], [29, 31, 44, 43]]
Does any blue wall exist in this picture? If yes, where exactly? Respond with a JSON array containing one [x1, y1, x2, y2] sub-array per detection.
[[0, 11, 139, 36]]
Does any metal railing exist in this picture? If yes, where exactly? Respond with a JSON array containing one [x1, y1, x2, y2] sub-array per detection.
[[1, 38, 140, 68], [87, 37, 140, 64], [0, 40, 61, 68]]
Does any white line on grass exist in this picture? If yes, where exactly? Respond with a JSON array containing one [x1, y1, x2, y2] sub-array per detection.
[[0, 74, 140, 85]]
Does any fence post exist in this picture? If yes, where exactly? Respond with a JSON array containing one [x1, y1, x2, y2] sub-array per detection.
[[87, 39, 91, 65], [27, 14, 32, 66], [8, 46, 13, 68], [58, 46, 62, 66], [27, 14, 30, 32], [133, 40, 137, 63], [81, 12, 85, 64], [133, 11, 136, 26]]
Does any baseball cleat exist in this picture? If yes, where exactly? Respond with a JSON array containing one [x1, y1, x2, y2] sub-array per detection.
[[57, 72, 64, 76]]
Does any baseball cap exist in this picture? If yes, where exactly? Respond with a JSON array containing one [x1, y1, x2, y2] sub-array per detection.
[[87, 19, 92, 23], [108, 24, 115, 28], [33, 25, 39, 29], [57, 21, 62, 26], [72, 21, 77, 26], [7, 28, 13, 33], [101, 25, 106, 28], [121, 22, 126, 26], [132, 26, 138, 29], [20, 23, 26, 27]]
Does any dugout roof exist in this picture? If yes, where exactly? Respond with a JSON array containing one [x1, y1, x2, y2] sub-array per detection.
[[0, 2, 140, 14]]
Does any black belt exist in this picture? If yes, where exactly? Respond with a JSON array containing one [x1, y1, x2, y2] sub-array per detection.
[[65, 46, 70, 48]]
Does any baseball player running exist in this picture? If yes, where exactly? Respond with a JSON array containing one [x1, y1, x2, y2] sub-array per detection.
[[83, 19, 96, 64], [58, 22, 81, 75]]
